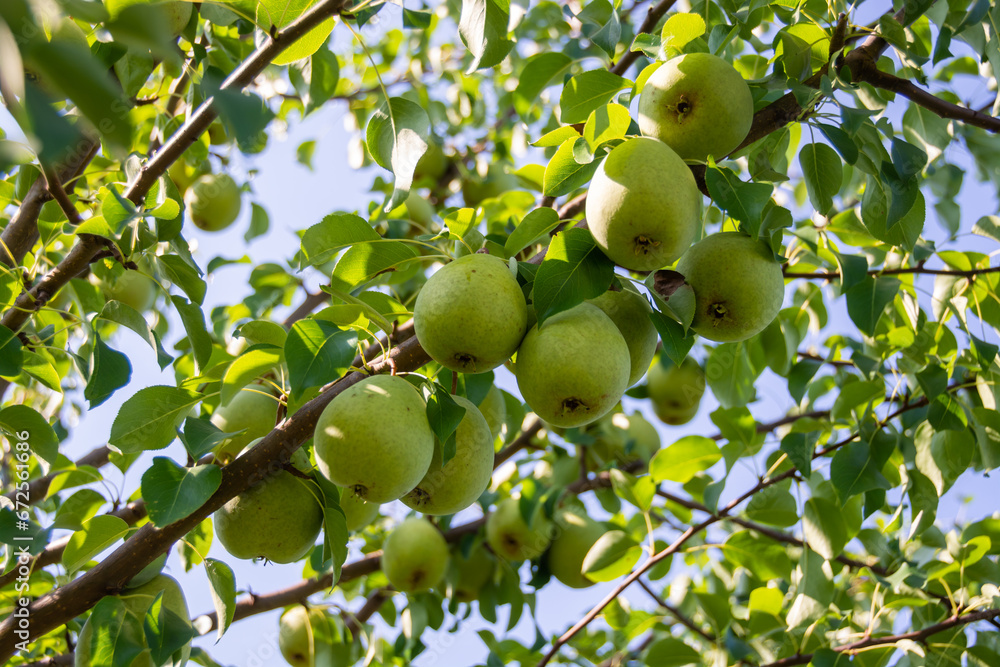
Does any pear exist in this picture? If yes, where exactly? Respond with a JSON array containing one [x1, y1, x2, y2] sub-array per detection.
[[647, 357, 706, 425], [675, 232, 784, 342], [340, 491, 379, 532], [588, 285, 659, 386], [90, 269, 157, 312], [313, 374, 435, 503], [75, 575, 192, 667], [414, 140, 450, 183], [533, 455, 580, 488], [479, 385, 506, 442], [402, 396, 494, 515], [515, 303, 630, 428], [588, 411, 661, 469], [448, 543, 496, 603], [547, 509, 606, 589], [184, 173, 242, 231], [278, 605, 353, 667], [381, 517, 450, 592], [414, 253, 528, 373], [485, 497, 553, 561], [585, 137, 701, 272], [214, 470, 323, 563], [638, 53, 754, 162], [210, 388, 278, 462]]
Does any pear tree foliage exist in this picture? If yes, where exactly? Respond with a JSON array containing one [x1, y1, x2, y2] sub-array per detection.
[[1, 0, 1000, 665]]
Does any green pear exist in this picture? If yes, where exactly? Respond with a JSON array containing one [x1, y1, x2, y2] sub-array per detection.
[[167, 160, 209, 195], [588, 411, 661, 469], [515, 303, 630, 428], [533, 455, 579, 488], [210, 388, 278, 462], [647, 357, 706, 425], [90, 269, 157, 312], [214, 470, 323, 563], [414, 253, 528, 373], [278, 605, 353, 667], [588, 285, 659, 387], [585, 137, 701, 272], [547, 509, 606, 589], [313, 374, 435, 503], [75, 575, 192, 667], [485, 497, 552, 561], [447, 543, 496, 603], [637, 52, 754, 162], [184, 173, 242, 231], [402, 396, 494, 515], [381, 517, 450, 592], [479, 385, 506, 442], [340, 491, 379, 532], [675, 232, 784, 342], [106, 0, 193, 38], [462, 162, 519, 207]]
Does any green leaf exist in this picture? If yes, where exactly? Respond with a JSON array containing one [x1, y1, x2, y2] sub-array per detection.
[[156, 254, 206, 305], [972, 215, 1000, 244], [255, 0, 335, 66], [583, 103, 631, 151], [543, 137, 606, 197], [831, 379, 884, 421], [559, 70, 631, 124], [179, 417, 240, 460], [244, 202, 270, 242], [705, 343, 758, 408], [84, 332, 132, 409], [426, 384, 466, 466], [0, 404, 60, 466], [644, 637, 701, 666], [724, 530, 793, 579], [830, 441, 892, 500], [61, 514, 129, 574], [23, 39, 133, 150], [235, 319, 288, 348], [201, 68, 274, 152], [780, 431, 815, 477], [648, 309, 695, 366], [204, 558, 237, 640], [170, 295, 213, 374], [140, 458, 222, 527], [504, 207, 561, 257], [177, 519, 213, 572], [299, 213, 380, 268], [803, 497, 848, 560], [315, 476, 348, 583], [816, 123, 859, 164], [660, 13, 706, 49], [285, 320, 358, 396], [220, 344, 283, 406], [458, 0, 515, 72], [98, 301, 172, 369], [581, 530, 642, 581], [109, 386, 201, 453], [22, 350, 62, 392], [366, 97, 431, 209], [83, 597, 145, 667], [514, 52, 573, 117], [143, 591, 195, 666], [328, 241, 420, 291], [0, 323, 25, 376], [745, 484, 799, 527], [845, 276, 899, 336], [532, 227, 616, 325], [798, 143, 843, 216], [650, 436, 721, 483], [705, 166, 773, 239]]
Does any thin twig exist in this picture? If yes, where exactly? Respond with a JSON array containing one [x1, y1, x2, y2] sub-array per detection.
[[637, 579, 716, 642]]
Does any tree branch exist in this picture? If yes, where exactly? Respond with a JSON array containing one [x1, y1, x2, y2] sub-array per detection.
[[758, 608, 1000, 667], [493, 417, 543, 468], [636, 579, 716, 642], [784, 264, 1000, 280]]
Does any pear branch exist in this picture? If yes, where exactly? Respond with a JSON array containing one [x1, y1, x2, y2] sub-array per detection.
[[636, 579, 716, 642], [784, 264, 1000, 280], [757, 608, 1000, 667]]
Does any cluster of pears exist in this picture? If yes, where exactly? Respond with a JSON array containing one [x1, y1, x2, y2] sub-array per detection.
[[586, 53, 784, 343], [278, 605, 362, 667], [413, 252, 660, 429]]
